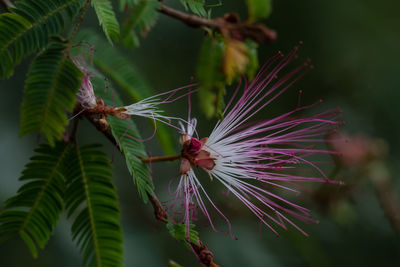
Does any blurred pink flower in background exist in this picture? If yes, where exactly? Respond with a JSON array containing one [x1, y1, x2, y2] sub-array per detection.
[[331, 132, 388, 168]]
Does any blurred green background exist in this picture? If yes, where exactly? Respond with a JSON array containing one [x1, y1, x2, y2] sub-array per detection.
[[1, 0, 399, 266]]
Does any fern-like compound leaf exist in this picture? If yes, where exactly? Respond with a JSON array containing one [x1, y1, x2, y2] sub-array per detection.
[[90, 73, 155, 203], [0, 0, 84, 79], [0, 142, 69, 258], [64, 144, 123, 267], [92, 0, 120, 44], [19, 41, 83, 146]]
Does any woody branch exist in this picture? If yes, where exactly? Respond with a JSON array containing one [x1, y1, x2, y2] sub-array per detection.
[[157, 4, 277, 43], [82, 111, 219, 267]]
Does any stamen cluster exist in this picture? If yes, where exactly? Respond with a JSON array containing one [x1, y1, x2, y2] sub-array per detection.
[[168, 47, 342, 236]]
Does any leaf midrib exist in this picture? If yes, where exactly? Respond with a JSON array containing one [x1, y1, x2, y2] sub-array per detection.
[[75, 146, 102, 267]]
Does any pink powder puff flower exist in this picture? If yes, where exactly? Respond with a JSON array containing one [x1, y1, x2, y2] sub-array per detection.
[[170, 47, 343, 237]]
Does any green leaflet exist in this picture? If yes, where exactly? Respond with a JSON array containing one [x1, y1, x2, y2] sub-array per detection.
[[76, 29, 176, 155], [64, 144, 123, 267], [167, 219, 200, 247], [0, 142, 69, 258], [180, 0, 207, 17], [91, 73, 155, 203], [19, 41, 83, 146], [92, 0, 120, 44], [246, 0, 273, 22], [197, 35, 226, 118], [120, 0, 160, 47], [0, 0, 84, 79], [108, 115, 154, 203]]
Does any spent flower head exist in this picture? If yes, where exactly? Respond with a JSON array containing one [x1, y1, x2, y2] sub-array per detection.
[[72, 55, 97, 108], [71, 53, 196, 136], [168, 47, 343, 237]]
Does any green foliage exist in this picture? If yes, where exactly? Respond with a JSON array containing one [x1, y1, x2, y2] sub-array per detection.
[[180, 0, 207, 17], [77, 30, 153, 101], [167, 220, 200, 247], [90, 73, 155, 203], [20, 42, 83, 146], [108, 115, 154, 203], [215, 86, 226, 119], [0, 142, 69, 258], [64, 144, 123, 267], [92, 0, 120, 44], [0, 4, 6, 13], [118, 0, 138, 11], [197, 35, 226, 118], [76, 29, 176, 154], [66, 0, 86, 19], [245, 39, 259, 80], [120, 0, 160, 48], [197, 35, 260, 118], [0, 0, 83, 79], [246, 0, 272, 22], [168, 260, 184, 267]]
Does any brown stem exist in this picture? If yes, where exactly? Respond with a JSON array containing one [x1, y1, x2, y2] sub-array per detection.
[[140, 154, 181, 163], [158, 4, 276, 43], [85, 114, 117, 147], [190, 241, 220, 267], [84, 113, 218, 267], [147, 192, 168, 223], [159, 5, 221, 29]]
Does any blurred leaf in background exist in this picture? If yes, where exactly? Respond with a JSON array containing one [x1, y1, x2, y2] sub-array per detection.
[[247, 0, 273, 22]]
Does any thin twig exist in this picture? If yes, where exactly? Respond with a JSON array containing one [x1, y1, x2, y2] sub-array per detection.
[[158, 4, 276, 43], [159, 5, 221, 29], [140, 154, 181, 163], [84, 113, 219, 266]]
